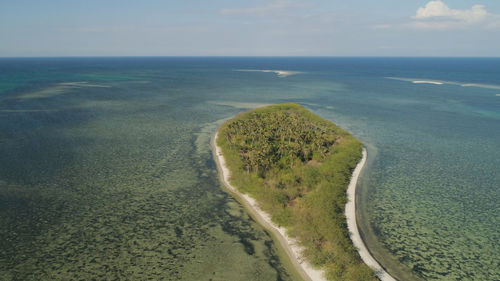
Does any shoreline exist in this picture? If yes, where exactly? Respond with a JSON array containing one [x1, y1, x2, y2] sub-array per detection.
[[345, 148, 396, 281], [212, 131, 326, 281]]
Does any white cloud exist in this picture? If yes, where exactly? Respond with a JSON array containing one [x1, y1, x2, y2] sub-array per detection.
[[220, 0, 302, 16], [414, 1, 487, 22], [410, 1, 499, 30]]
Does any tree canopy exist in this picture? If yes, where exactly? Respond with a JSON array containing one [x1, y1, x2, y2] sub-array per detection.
[[217, 103, 376, 281]]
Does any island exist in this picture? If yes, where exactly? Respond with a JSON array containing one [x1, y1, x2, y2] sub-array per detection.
[[213, 103, 377, 281]]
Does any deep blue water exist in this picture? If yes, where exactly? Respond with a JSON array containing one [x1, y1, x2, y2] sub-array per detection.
[[0, 57, 499, 280]]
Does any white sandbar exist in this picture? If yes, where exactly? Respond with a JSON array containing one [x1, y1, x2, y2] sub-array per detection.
[[235, 69, 301, 77], [412, 80, 444, 85]]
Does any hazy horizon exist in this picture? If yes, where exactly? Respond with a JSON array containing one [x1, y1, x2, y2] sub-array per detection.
[[2, 55, 500, 58], [1, 0, 499, 57]]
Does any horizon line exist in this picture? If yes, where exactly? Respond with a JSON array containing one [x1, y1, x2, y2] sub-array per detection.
[[1, 55, 500, 59]]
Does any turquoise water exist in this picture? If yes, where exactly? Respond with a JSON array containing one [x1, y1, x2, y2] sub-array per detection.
[[0, 57, 499, 280]]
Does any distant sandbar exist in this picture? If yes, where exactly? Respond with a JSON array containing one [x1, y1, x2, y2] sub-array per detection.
[[411, 80, 444, 85], [235, 69, 301, 77]]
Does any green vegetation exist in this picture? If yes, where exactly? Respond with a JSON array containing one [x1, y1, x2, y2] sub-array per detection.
[[217, 103, 376, 281]]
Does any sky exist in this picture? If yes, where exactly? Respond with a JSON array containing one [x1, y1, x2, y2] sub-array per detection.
[[1, 0, 500, 57]]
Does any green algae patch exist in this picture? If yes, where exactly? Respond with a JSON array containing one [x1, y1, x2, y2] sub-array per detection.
[[217, 103, 377, 281]]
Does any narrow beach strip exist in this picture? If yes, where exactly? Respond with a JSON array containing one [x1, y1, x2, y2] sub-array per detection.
[[213, 131, 326, 281], [345, 148, 396, 281]]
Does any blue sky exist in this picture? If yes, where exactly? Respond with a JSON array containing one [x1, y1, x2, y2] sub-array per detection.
[[1, 0, 499, 56]]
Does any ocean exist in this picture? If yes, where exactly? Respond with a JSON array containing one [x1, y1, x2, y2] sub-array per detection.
[[0, 57, 498, 280]]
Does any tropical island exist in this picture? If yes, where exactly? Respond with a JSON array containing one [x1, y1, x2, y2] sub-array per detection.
[[214, 103, 377, 281]]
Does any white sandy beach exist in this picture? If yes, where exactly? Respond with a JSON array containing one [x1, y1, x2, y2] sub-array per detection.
[[345, 148, 396, 281]]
